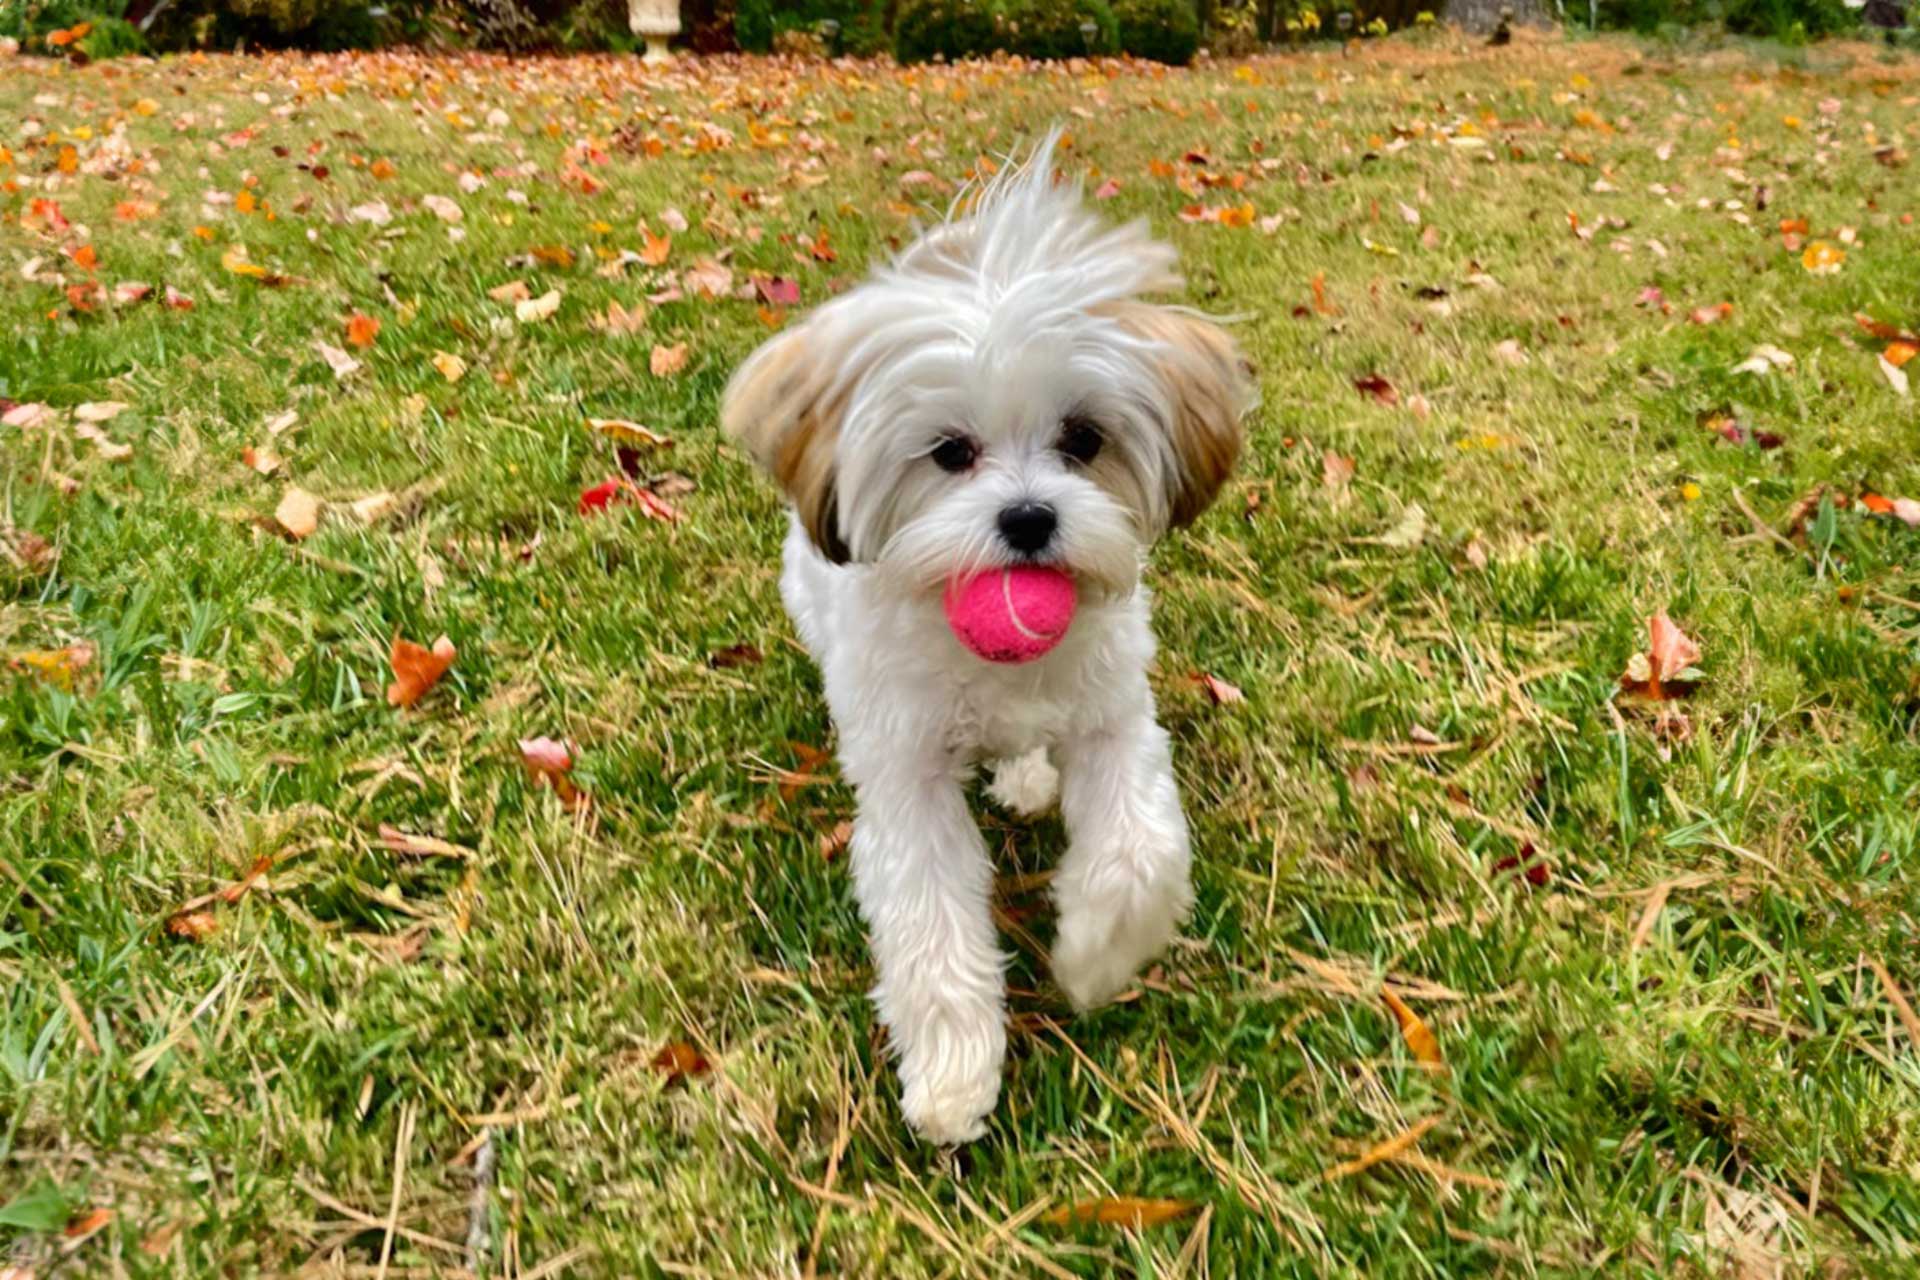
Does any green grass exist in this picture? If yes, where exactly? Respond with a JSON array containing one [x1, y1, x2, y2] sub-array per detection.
[[5, 28, 1920, 1278]]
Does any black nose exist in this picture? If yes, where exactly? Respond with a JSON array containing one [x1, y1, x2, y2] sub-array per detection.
[[997, 502, 1057, 554]]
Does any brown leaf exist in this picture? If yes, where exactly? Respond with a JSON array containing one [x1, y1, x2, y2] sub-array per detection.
[[1353, 373, 1397, 405], [593, 299, 649, 335], [1040, 1198, 1198, 1229], [166, 909, 219, 941], [386, 634, 455, 708], [819, 818, 853, 861], [651, 1040, 710, 1085], [274, 486, 321, 539], [1381, 987, 1445, 1070], [64, 1207, 113, 1238], [708, 642, 763, 669]]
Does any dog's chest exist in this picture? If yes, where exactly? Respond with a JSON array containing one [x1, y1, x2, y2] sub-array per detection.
[[947, 679, 1084, 760]]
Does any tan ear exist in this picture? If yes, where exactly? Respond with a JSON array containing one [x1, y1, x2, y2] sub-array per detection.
[[721, 323, 851, 563], [1107, 304, 1256, 528]]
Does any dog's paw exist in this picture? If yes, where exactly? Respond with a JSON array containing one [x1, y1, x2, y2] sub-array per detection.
[[1052, 877, 1190, 1012], [898, 1035, 1002, 1145], [987, 748, 1059, 817]]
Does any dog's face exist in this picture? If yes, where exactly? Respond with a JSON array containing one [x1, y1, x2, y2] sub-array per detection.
[[723, 140, 1255, 603]]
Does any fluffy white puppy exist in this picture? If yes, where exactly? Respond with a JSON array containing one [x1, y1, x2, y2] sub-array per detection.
[[722, 134, 1256, 1143]]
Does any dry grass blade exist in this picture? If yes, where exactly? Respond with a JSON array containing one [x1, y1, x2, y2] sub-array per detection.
[[1861, 954, 1920, 1049], [1039, 1198, 1199, 1228]]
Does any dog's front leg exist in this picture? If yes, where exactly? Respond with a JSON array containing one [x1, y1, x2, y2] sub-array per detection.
[[1052, 696, 1195, 1011], [847, 752, 1006, 1143]]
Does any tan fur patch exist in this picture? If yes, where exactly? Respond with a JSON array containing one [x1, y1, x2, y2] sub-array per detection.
[[721, 324, 849, 560], [1102, 303, 1255, 527]]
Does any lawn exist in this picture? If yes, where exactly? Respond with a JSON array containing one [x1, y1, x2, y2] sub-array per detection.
[[5, 25, 1920, 1278]]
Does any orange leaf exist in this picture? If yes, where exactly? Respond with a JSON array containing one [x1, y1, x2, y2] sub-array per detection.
[[1040, 1198, 1198, 1228], [370, 158, 397, 180], [1647, 611, 1700, 684], [1381, 987, 1445, 1070], [386, 634, 456, 708], [1321, 1115, 1442, 1181], [651, 1040, 711, 1084], [57, 145, 78, 174], [639, 228, 672, 266], [235, 189, 257, 214], [1802, 240, 1845, 275], [1861, 492, 1896, 515], [1197, 672, 1244, 705], [69, 243, 98, 270], [519, 736, 587, 809], [65, 1207, 113, 1238], [1886, 341, 1918, 369], [166, 909, 219, 941], [345, 311, 381, 348]]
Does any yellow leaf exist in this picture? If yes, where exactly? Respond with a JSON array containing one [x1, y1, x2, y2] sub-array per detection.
[[1040, 1198, 1198, 1229], [432, 351, 468, 382], [1801, 241, 1845, 275], [1380, 987, 1445, 1070], [222, 248, 267, 279], [9, 644, 94, 691]]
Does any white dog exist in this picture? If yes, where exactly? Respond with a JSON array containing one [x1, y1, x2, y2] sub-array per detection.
[[721, 134, 1256, 1143]]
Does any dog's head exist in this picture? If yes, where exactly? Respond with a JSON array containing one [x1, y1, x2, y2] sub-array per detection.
[[722, 133, 1256, 601]]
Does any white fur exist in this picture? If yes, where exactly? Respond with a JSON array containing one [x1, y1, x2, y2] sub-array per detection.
[[727, 134, 1253, 1144]]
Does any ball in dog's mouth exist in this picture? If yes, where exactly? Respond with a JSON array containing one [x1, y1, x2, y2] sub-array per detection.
[[942, 566, 1077, 663]]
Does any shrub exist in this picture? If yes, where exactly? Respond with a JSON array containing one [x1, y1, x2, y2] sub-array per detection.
[[1595, 0, 1859, 37], [737, 0, 888, 52], [1111, 0, 1196, 60], [892, 0, 997, 59], [992, 0, 1116, 56], [0, 0, 145, 57]]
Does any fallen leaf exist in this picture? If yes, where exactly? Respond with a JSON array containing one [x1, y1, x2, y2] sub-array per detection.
[[660, 206, 689, 232], [74, 401, 128, 423], [163, 285, 194, 310], [64, 1207, 112, 1239], [1802, 240, 1845, 275], [1040, 1198, 1198, 1229], [683, 258, 733, 299], [1353, 373, 1397, 405], [345, 311, 380, 349], [1381, 987, 1445, 1070], [1492, 339, 1529, 367], [819, 818, 853, 861], [1322, 448, 1354, 493], [166, 909, 219, 941], [1197, 672, 1244, 705], [432, 351, 467, 383], [1732, 344, 1794, 376], [1093, 177, 1122, 200], [348, 199, 393, 225], [1688, 302, 1733, 325], [639, 228, 672, 266], [1376, 504, 1428, 549], [650, 342, 689, 376], [593, 299, 649, 335], [589, 417, 671, 447], [241, 446, 283, 475], [386, 634, 456, 708], [516, 289, 561, 324], [3, 403, 55, 429], [1886, 341, 1918, 369], [651, 1040, 710, 1085], [274, 487, 321, 539], [709, 643, 763, 669], [421, 193, 463, 223], [1880, 355, 1911, 398], [519, 735, 587, 809], [265, 409, 299, 436], [756, 276, 801, 307], [9, 644, 94, 690], [488, 279, 532, 303], [313, 340, 362, 380], [1321, 1116, 1442, 1182]]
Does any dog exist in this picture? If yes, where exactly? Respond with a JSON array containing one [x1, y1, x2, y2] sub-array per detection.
[[721, 133, 1256, 1143]]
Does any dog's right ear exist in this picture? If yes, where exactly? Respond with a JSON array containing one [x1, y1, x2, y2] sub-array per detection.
[[721, 320, 851, 564]]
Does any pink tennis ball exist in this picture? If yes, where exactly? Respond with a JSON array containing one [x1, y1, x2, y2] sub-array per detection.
[[942, 566, 1077, 664]]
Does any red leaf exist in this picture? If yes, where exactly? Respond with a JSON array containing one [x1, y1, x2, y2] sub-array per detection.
[[755, 276, 801, 306], [651, 1040, 711, 1085], [1353, 373, 1397, 405]]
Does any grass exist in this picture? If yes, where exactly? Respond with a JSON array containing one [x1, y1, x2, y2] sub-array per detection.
[[4, 25, 1920, 1278]]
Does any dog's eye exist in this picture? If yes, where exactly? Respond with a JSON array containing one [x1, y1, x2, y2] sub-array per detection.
[[1056, 417, 1104, 465], [930, 434, 977, 473]]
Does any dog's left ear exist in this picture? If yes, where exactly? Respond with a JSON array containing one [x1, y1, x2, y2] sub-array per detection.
[[1109, 304, 1257, 529], [721, 319, 852, 563]]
